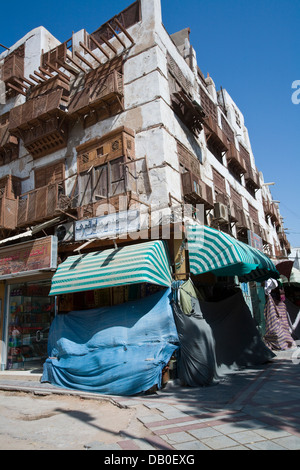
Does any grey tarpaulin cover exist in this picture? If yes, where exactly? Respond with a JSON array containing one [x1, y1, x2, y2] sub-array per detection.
[[172, 279, 220, 386], [172, 282, 274, 387], [172, 300, 220, 386], [200, 290, 275, 368], [284, 298, 300, 340]]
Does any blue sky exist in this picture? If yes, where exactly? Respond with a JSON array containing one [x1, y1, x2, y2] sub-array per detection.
[[1, 0, 299, 248]]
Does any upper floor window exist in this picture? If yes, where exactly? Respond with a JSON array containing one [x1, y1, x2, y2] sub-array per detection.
[[78, 157, 126, 206], [76, 127, 136, 208]]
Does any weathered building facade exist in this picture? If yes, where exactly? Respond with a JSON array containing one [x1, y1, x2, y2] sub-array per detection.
[[0, 0, 290, 370]]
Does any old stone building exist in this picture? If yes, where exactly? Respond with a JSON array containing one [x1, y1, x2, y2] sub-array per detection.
[[0, 0, 290, 371]]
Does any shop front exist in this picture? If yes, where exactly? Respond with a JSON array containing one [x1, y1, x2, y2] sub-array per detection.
[[41, 239, 179, 395], [0, 236, 57, 371]]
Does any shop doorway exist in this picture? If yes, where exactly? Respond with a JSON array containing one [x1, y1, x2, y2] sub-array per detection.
[[6, 280, 55, 370]]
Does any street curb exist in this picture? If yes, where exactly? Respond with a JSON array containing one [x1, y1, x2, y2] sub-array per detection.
[[0, 381, 127, 408]]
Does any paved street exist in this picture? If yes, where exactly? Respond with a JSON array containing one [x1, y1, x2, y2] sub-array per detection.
[[1, 347, 300, 451]]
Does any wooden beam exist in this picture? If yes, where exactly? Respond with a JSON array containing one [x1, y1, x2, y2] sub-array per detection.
[[99, 34, 117, 54], [74, 51, 94, 70], [89, 35, 111, 59], [79, 41, 102, 65], [65, 55, 86, 73], [54, 59, 76, 78], [34, 70, 48, 81], [45, 61, 71, 82], [6, 82, 27, 96], [19, 76, 36, 87], [114, 18, 135, 44], [29, 74, 43, 84], [13, 77, 29, 90], [106, 22, 126, 48], [39, 66, 55, 78]]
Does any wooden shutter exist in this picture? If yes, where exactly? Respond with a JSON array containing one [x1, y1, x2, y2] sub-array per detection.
[[110, 157, 125, 196], [93, 165, 108, 199], [35, 162, 64, 188], [79, 172, 92, 206], [248, 203, 259, 224], [212, 168, 226, 194]]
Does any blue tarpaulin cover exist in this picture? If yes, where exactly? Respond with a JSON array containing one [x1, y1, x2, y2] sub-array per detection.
[[41, 288, 179, 396]]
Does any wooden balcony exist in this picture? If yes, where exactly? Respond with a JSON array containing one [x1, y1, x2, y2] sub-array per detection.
[[278, 230, 290, 249], [245, 165, 260, 190], [171, 90, 205, 137], [8, 89, 68, 159], [234, 206, 251, 232], [77, 191, 134, 220], [0, 175, 21, 198], [226, 142, 247, 175], [263, 199, 280, 224], [0, 115, 19, 164], [0, 175, 22, 230], [0, 196, 18, 230], [22, 116, 68, 159], [17, 183, 71, 227], [204, 115, 228, 153], [263, 199, 273, 218], [27, 75, 70, 103], [2, 45, 25, 89], [199, 86, 218, 123], [221, 114, 235, 143], [274, 245, 287, 259], [68, 69, 124, 119], [238, 143, 260, 190], [181, 172, 214, 208]]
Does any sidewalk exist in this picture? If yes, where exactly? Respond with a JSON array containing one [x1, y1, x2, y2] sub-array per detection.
[[1, 347, 300, 450]]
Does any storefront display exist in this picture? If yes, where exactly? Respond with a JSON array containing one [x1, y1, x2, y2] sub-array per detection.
[[7, 282, 55, 370]]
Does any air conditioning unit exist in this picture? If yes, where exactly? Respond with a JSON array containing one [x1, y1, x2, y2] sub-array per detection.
[[55, 222, 74, 242], [214, 202, 229, 222]]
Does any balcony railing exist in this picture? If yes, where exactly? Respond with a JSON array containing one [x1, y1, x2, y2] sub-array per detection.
[[8, 89, 68, 159], [17, 183, 71, 227], [0, 118, 19, 164], [234, 206, 251, 232], [238, 143, 260, 190], [181, 172, 214, 208], [263, 199, 280, 224], [221, 114, 235, 143], [204, 115, 228, 153], [245, 165, 260, 190], [0, 175, 21, 229], [0, 196, 18, 230], [22, 116, 68, 160], [226, 142, 247, 175], [2, 45, 25, 92], [68, 69, 124, 116]]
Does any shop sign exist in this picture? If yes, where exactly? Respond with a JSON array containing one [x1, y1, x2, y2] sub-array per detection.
[[247, 230, 263, 252], [75, 210, 140, 241], [0, 236, 57, 279]]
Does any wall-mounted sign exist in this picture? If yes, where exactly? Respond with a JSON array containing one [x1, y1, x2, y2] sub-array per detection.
[[75, 210, 141, 242], [0, 236, 57, 279], [247, 230, 263, 252]]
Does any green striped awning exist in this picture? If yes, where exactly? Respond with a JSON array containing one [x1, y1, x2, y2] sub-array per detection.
[[187, 225, 279, 283], [49, 240, 172, 296]]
